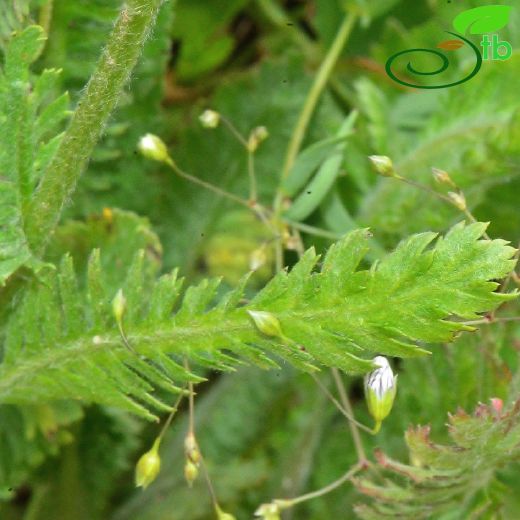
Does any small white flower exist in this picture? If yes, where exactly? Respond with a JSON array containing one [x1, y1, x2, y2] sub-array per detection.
[[199, 109, 220, 128], [364, 356, 397, 432]]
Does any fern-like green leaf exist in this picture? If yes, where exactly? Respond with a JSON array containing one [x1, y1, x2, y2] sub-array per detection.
[[0, 222, 515, 419], [0, 25, 70, 285], [354, 399, 520, 518]]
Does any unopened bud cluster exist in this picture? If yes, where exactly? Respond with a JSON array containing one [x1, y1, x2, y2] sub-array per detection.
[[184, 432, 201, 487]]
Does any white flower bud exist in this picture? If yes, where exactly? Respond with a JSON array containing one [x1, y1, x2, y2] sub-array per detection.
[[137, 133, 170, 163], [199, 109, 220, 128], [364, 356, 397, 433]]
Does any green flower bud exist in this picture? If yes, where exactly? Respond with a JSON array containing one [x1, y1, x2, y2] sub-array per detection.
[[364, 356, 397, 433], [135, 439, 161, 489], [447, 191, 467, 211], [184, 459, 199, 487], [199, 109, 220, 128], [431, 167, 456, 188], [249, 246, 267, 271], [368, 155, 395, 177], [255, 502, 282, 520], [137, 133, 169, 163], [247, 126, 269, 152], [184, 432, 201, 464], [112, 289, 126, 325], [215, 505, 237, 520], [247, 310, 284, 339]]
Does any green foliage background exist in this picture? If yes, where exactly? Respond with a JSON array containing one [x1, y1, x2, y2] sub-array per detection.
[[0, 0, 519, 518]]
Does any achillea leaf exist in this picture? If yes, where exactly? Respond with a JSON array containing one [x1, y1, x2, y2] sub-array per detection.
[[0, 222, 516, 418]]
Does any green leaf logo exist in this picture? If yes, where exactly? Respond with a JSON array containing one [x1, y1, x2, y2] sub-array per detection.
[[453, 5, 511, 35]]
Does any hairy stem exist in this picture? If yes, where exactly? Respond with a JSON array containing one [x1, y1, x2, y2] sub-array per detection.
[[26, 0, 166, 255]]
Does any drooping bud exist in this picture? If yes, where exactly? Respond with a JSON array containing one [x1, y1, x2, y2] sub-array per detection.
[[112, 289, 126, 325], [447, 191, 467, 211], [215, 504, 237, 520], [135, 438, 161, 489], [282, 230, 300, 251], [250, 246, 267, 271], [255, 502, 282, 520], [184, 432, 201, 463], [184, 459, 199, 487], [137, 133, 170, 163], [199, 109, 220, 129], [364, 356, 397, 433], [247, 126, 269, 152], [368, 155, 395, 177], [247, 310, 284, 339], [431, 167, 456, 188]]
